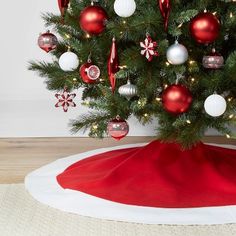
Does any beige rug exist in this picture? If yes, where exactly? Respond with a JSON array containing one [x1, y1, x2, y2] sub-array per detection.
[[1, 184, 236, 236]]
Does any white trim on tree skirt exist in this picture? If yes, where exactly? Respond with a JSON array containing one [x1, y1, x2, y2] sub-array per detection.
[[25, 143, 236, 225]]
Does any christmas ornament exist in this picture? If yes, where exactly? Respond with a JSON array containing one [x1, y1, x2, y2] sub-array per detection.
[[140, 34, 158, 61], [202, 48, 224, 69], [108, 38, 119, 93], [159, 0, 171, 31], [162, 84, 193, 115], [204, 94, 226, 117], [189, 12, 220, 44], [107, 116, 129, 140], [55, 89, 76, 112], [79, 4, 108, 35], [59, 51, 79, 71], [58, 0, 70, 16], [166, 40, 188, 65], [118, 80, 137, 100], [80, 58, 100, 84], [38, 31, 58, 53], [114, 0, 136, 18]]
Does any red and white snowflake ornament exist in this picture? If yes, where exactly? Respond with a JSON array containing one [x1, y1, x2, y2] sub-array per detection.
[[55, 88, 76, 112], [140, 34, 158, 61]]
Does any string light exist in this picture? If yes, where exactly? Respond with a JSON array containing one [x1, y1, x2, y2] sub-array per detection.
[[177, 23, 183, 28], [119, 65, 127, 69], [186, 120, 191, 124], [65, 34, 71, 39], [93, 125, 98, 130], [156, 97, 161, 102], [189, 60, 195, 65], [230, 12, 233, 18], [229, 114, 234, 119], [165, 62, 170, 66], [164, 84, 168, 89], [144, 113, 148, 117], [191, 77, 195, 82], [122, 20, 126, 24], [228, 97, 233, 102], [226, 134, 231, 139], [213, 11, 217, 15], [85, 33, 91, 38]]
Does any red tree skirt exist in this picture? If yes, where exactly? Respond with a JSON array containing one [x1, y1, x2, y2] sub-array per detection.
[[57, 140, 236, 208]]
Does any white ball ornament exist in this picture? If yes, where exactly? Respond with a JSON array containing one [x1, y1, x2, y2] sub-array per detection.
[[166, 40, 188, 65], [114, 0, 136, 18], [59, 51, 79, 71], [204, 94, 227, 117]]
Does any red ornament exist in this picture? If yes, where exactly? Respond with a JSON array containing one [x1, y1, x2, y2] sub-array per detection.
[[58, 0, 70, 16], [55, 89, 76, 112], [80, 61, 100, 84], [159, 0, 171, 31], [79, 5, 108, 35], [162, 84, 193, 115], [107, 116, 129, 140], [38, 31, 58, 53], [108, 38, 119, 93], [140, 34, 158, 61], [190, 12, 220, 44]]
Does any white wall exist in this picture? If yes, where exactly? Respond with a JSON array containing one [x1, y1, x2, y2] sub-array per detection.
[[0, 0, 156, 137]]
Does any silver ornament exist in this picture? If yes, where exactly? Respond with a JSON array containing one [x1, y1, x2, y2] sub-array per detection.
[[166, 40, 188, 65], [118, 80, 137, 100], [202, 49, 224, 69]]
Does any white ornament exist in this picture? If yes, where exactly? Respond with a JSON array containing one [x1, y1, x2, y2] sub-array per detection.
[[166, 40, 188, 65], [59, 51, 79, 71], [118, 80, 137, 100], [114, 0, 136, 18], [204, 94, 227, 117]]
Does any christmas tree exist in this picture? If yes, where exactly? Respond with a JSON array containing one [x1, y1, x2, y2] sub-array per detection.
[[29, 0, 236, 148]]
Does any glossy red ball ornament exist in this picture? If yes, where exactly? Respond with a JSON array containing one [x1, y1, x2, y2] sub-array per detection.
[[107, 116, 129, 140], [38, 31, 58, 53], [189, 12, 220, 44], [79, 5, 108, 35], [80, 62, 100, 84], [162, 84, 193, 115]]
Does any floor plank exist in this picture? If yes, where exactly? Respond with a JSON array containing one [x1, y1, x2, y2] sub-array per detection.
[[0, 136, 235, 184]]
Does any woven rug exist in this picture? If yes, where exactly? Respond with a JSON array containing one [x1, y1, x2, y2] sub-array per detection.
[[0, 184, 236, 236]]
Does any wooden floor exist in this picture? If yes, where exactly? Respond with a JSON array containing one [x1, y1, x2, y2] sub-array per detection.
[[0, 136, 235, 184]]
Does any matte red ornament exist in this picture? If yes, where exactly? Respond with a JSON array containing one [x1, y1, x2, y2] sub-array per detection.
[[58, 0, 70, 16], [108, 38, 119, 93], [190, 12, 220, 44], [107, 116, 129, 140], [80, 61, 100, 84], [79, 5, 108, 35], [159, 0, 171, 31], [38, 31, 58, 53], [162, 84, 193, 115]]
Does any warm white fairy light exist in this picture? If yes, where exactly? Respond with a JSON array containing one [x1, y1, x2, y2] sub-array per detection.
[[144, 113, 148, 117], [191, 77, 195, 82], [186, 120, 191, 124], [230, 12, 233, 18], [226, 134, 231, 139], [229, 114, 234, 119], [85, 33, 91, 38], [228, 97, 233, 102], [93, 125, 98, 130], [156, 97, 161, 102], [164, 84, 168, 89], [65, 34, 71, 39], [189, 60, 195, 65], [165, 62, 170, 66]]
